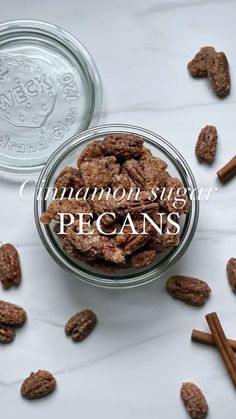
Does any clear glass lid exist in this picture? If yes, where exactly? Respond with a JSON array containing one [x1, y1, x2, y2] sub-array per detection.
[[0, 20, 102, 174]]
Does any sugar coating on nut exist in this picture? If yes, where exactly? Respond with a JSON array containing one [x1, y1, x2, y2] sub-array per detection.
[[227, 258, 236, 293], [0, 300, 26, 326], [166, 276, 211, 306], [41, 134, 189, 271], [188, 46, 230, 97], [65, 309, 97, 342], [0, 324, 16, 344], [102, 134, 144, 159], [80, 156, 120, 187], [21, 370, 56, 400], [0, 243, 21, 289], [195, 125, 217, 163], [181, 382, 208, 419]]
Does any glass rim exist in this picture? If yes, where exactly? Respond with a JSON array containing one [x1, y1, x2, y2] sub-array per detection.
[[34, 123, 199, 288], [0, 19, 102, 174]]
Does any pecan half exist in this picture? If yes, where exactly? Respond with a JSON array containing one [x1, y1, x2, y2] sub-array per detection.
[[130, 249, 156, 268], [102, 134, 144, 159], [181, 382, 208, 419], [65, 309, 97, 342], [80, 156, 120, 187], [188, 46, 215, 77], [166, 276, 211, 306], [141, 155, 168, 191], [40, 198, 91, 224], [0, 300, 26, 326], [77, 140, 104, 164], [208, 51, 230, 97], [159, 177, 189, 214], [21, 370, 56, 400], [0, 243, 21, 288], [67, 222, 125, 264], [195, 125, 217, 163], [188, 46, 230, 97], [227, 258, 236, 293], [122, 159, 145, 188], [0, 324, 16, 344]]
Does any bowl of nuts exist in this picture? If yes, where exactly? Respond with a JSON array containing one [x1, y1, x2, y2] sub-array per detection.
[[34, 124, 199, 288]]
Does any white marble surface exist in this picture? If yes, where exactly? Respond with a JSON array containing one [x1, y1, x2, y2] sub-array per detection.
[[0, 0, 236, 417]]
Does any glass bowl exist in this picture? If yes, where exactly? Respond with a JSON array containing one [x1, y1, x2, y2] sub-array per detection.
[[34, 124, 199, 288]]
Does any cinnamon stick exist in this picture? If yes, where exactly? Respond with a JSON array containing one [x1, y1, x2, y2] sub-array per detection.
[[206, 312, 236, 387], [217, 155, 236, 183], [191, 329, 236, 352]]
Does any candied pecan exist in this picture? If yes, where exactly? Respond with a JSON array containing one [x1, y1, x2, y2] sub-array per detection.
[[77, 140, 104, 164], [67, 222, 125, 264], [0, 324, 16, 344], [139, 146, 152, 160], [149, 218, 180, 252], [54, 166, 83, 198], [80, 156, 120, 187], [111, 173, 135, 192], [140, 156, 168, 191], [21, 370, 56, 400], [40, 198, 91, 224], [159, 177, 189, 214], [122, 159, 145, 188], [227, 258, 236, 293], [121, 223, 154, 255], [93, 191, 158, 219], [0, 300, 26, 326], [0, 243, 21, 288], [181, 382, 209, 419], [188, 46, 230, 97], [166, 276, 211, 306], [65, 309, 97, 342], [208, 51, 230, 97], [102, 134, 143, 159], [196, 125, 217, 163], [188, 46, 215, 77], [130, 249, 156, 268]]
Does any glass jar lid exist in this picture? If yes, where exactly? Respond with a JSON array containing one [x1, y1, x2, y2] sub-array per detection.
[[0, 20, 102, 174]]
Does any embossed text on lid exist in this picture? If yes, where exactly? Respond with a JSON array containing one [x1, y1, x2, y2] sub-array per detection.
[[0, 20, 102, 174]]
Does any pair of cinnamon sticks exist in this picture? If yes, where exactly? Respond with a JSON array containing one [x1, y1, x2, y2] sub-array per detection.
[[192, 312, 236, 387]]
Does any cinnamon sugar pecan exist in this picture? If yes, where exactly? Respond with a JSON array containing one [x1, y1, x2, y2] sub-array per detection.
[[166, 276, 211, 306], [130, 249, 156, 268], [40, 198, 91, 224], [196, 125, 217, 163], [181, 382, 208, 419], [78, 140, 104, 164], [188, 46, 215, 77], [0, 243, 21, 289], [0, 300, 26, 326], [208, 51, 230, 97], [21, 370, 56, 400], [159, 177, 189, 214], [41, 134, 190, 272], [80, 156, 120, 187], [65, 309, 97, 342], [111, 173, 135, 191], [102, 134, 144, 159], [122, 159, 145, 188], [67, 221, 125, 264], [54, 166, 83, 198], [0, 324, 16, 344], [188, 46, 230, 97], [227, 258, 236, 293]]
